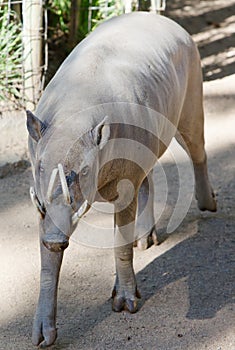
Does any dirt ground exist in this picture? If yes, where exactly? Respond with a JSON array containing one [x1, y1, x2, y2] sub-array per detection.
[[0, 1, 235, 349]]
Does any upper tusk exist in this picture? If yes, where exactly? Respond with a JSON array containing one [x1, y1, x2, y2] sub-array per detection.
[[46, 167, 58, 203], [72, 200, 88, 225], [58, 163, 70, 204]]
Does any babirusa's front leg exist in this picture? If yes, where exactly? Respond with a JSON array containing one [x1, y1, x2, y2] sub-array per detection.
[[112, 197, 140, 313], [193, 157, 217, 212], [32, 223, 64, 348]]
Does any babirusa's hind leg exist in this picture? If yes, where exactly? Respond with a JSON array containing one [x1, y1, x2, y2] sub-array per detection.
[[177, 103, 217, 212], [176, 54, 216, 212], [136, 170, 158, 250], [193, 156, 216, 211], [176, 130, 216, 212]]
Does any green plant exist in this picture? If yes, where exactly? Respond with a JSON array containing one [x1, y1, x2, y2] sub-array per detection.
[[47, 0, 71, 33], [0, 6, 23, 103], [93, 0, 124, 26], [78, 0, 124, 38]]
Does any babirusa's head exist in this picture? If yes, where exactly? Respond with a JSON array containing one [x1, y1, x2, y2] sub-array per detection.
[[26, 110, 110, 252]]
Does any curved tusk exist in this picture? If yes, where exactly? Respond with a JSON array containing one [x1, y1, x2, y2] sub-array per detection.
[[72, 200, 88, 226], [46, 168, 58, 203], [58, 163, 70, 204], [29, 186, 38, 208], [29, 187, 45, 216]]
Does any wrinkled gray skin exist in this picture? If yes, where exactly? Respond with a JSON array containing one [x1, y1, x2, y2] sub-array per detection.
[[26, 13, 217, 348]]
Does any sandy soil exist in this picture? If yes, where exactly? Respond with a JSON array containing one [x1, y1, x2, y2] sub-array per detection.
[[0, 1, 235, 349]]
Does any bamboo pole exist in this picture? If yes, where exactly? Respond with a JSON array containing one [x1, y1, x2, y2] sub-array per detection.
[[150, 0, 166, 14], [124, 0, 132, 13], [22, 0, 43, 110], [69, 0, 81, 46]]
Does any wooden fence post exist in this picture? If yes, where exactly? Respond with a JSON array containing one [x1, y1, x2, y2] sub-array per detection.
[[22, 0, 43, 110]]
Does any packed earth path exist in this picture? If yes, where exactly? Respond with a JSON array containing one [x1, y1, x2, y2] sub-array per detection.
[[0, 1, 235, 349]]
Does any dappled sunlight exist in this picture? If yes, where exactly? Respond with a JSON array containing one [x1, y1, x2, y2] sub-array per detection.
[[134, 220, 199, 274], [0, 233, 39, 324], [0, 175, 41, 325], [205, 116, 235, 153], [0, 167, 32, 213], [166, 0, 235, 81], [193, 14, 235, 44], [193, 15, 235, 80]]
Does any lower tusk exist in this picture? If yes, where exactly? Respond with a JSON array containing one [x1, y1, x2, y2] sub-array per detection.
[[30, 187, 45, 216], [30, 186, 37, 208], [72, 200, 88, 225], [58, 163, 70, 204]]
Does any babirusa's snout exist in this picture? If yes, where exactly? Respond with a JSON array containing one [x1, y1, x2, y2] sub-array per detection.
[[42, 232, 69, 252]]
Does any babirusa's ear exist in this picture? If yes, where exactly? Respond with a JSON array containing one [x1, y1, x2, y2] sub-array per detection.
[[26, 110, 47, 142], [92, 116, 110, 150]]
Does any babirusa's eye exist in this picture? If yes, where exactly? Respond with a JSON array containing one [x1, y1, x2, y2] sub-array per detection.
[[81, 166, 89, 176]]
